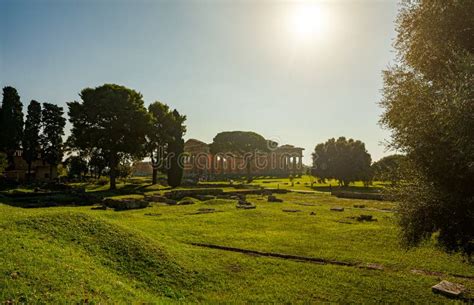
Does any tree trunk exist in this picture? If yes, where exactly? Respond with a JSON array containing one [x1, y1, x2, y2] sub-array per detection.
[[152, 168, 158, 185], [49, 165, 53, 181], [27, 162, 32, 184], [151, 153, 158, 185], [110, 166, 116, 190], [109, 155, 118, 190]]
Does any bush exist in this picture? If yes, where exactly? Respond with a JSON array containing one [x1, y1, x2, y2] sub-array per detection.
[[97, 177, 109, 185]]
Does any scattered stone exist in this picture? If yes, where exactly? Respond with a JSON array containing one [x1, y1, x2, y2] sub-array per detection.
[[356, 215, 376, 222], [145, 195, 166, 202], [236, 200, 256, 209], [10, 272, 19, 279], [144, 213, 162, 217], [330, 206, 344, 212], [178, 198, 195, 205], [165, 199, 177, 205], [195, 195, 216, 201], [431, 280, 465, 298], [102, 198, 149, 211], [354, 204, 366, 208], [236, 204, 256, 210], [282, 209, 302, 213], [268, 195, 283, 203], [164, 188, 224, 200], [238, 199, 252, 206]]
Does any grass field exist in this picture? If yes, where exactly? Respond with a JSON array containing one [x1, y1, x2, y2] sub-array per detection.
[[1, 185, 473, 303]]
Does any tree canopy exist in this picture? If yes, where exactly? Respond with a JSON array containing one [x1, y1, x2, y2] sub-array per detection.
[[371, 154, 406, 185], [41, 103, 66, 178], [380, 0, 474, 255], [67, 84, 150, 190], [311, 137, 372, 186], [147, 101, 186, 185], [22, 100, 42, 180], [210, 131, 269, 179], [0, 86, 23, 154], [210, 131, 269, 155], [166, 109, 186, 188]]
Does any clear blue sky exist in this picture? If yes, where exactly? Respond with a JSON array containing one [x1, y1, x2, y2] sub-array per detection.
[[1, 0, 398, 163]]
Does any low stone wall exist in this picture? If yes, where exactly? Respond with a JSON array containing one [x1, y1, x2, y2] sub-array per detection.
[[164, 188, 225, 200], [102, 198, 149, 211], [3, 190, 97, 208], [331, 191, 384, 201], [163, 187, 289, 201]]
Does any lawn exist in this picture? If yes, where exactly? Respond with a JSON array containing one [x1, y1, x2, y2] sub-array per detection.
[[1, 187, 473, 303]]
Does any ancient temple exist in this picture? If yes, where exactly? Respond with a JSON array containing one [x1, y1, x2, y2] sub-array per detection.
[[183, 138, 304, 179]]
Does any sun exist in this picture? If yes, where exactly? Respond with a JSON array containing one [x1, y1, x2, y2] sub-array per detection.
[[288, 3, 327, 41]]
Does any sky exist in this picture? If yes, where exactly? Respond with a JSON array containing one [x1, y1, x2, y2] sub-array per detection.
[[0, 0, 399, 163]]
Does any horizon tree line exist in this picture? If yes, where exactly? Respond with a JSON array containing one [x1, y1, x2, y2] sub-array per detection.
[[0, 87, 66, 182], [0, 84, 187, 190]]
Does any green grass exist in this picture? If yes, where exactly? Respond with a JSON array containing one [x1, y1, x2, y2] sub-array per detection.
[[1, 189, 473, 303]]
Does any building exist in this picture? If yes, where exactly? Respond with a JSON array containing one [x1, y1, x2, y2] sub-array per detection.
[[183, 138, 304, 179], [131, 161, 153, 176], [4, 150, 57, 182]]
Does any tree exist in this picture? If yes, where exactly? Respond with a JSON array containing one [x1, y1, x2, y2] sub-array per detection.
[[65, 155, 88, 179], [166, 110, 186, 188], [372, 154, 406, 185], [67, 84, 150, 190], [88, 149, 108, 179], [0, 86, 23, 154], [0, 152, 7, 174], [210, 131, 269, 180], [41, 103, 66, 179], [380, 1, 474, 255], [22, 100, 42, 182], [311, 137, 372, 187], [147, 102, 174, 185]]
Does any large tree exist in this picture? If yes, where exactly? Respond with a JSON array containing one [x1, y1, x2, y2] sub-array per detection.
[[380, 1, 473, 255], [210, 131, 269, 180], [22, 100, 42, 181], [67, 84, 150, 190], [41, 103, 66, 179], [166, 109, 186, 188], [0, 152, 7, 174], [311, 137, 372, 186], [147, 102, 175, 185], [0, 86, 23, 154], [371, 154, 406, 185], [65, 155, 88, 179]]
